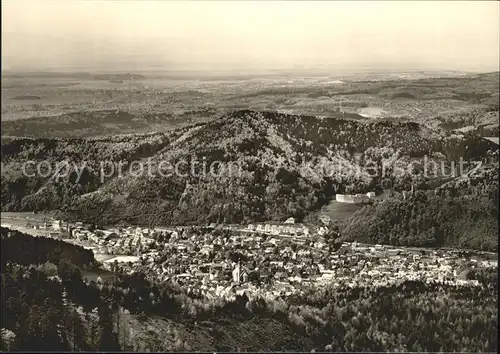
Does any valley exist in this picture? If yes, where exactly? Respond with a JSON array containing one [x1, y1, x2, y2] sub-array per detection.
[[2, 1, 499, 351], [1, 69, 498, 353]]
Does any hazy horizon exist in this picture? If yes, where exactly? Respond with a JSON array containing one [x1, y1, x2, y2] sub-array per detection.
[[2, 1, 499, 73]]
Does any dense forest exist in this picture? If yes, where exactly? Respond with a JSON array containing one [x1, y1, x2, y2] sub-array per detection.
[[1, 227, 96, 267], [3, 110, 496, 223], [340, 162, 499, 252], [1, 130, 185, 211], [1, 228, 498, 352]]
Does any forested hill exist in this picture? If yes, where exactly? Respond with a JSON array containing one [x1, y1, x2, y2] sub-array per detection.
[[1, 227, 96, 267], [2, 110, 497, 228], [340, 161, 499, 252]]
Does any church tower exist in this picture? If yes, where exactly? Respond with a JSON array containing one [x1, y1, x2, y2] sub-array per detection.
[[232, 261, 241, 284]]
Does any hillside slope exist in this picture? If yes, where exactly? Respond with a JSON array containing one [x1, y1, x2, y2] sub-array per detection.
[[340, 162, 499, 251], [2, 110, 497, 227]]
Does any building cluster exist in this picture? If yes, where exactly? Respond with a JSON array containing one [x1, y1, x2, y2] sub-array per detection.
[[72, 224, 156, 255], [246, 222, 310, 236], [56, 219, 497, 301], [14, 214, 496, 302], [117, 227, 328, 300], [335, 192, 376, 204]]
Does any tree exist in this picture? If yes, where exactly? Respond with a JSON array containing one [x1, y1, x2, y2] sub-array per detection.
[[58, 259, 82, 285], [67, 308, 88, 351], [97, 300, 121, 351], [98, 325, 121, 351]]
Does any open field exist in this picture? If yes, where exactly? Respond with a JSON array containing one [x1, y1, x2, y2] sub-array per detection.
[[484, 136, 499, 144], [102, 255, 140, 263], [317, 200, 365, 221], [1, 211, 55, 220], [2, 71, 498, 138], [82, 267, 116, 283], [94, 254, 117, 262], [1, 211, 58, 235]]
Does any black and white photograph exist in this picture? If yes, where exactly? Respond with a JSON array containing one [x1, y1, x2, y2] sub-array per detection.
[[1, 0, 498, 352]]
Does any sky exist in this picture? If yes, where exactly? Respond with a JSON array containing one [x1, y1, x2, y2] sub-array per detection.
[[2, 0, 499, 72]]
